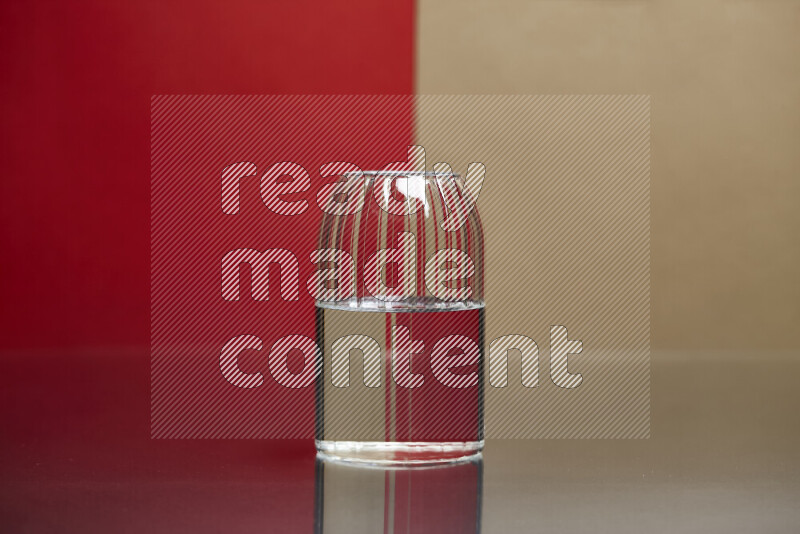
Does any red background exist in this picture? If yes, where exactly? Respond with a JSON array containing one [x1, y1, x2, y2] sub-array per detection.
[[150, 95, 414, 438], [0, 0, 413, 350], [0, 2, 414, 531]]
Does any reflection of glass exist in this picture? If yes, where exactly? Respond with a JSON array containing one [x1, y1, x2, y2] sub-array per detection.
[[315, 171, 485, 465], [314, 453, 483, 534]]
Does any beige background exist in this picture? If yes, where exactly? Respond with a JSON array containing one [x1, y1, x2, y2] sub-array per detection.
[[417, 3, 800, 529], [417, 0, 799, 350], [415, 95, 652, 437]]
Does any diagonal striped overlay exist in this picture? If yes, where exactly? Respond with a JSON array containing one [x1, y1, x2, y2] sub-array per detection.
[[151, 95, 414, 438], [415, 95, 650, 438], [151, 95, 649, 439]]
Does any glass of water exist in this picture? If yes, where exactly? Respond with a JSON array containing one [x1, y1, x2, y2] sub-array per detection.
[[314, 170, 485, 465]]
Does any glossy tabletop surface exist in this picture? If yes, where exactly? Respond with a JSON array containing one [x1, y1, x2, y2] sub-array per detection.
[[1, 350, 798, 533]]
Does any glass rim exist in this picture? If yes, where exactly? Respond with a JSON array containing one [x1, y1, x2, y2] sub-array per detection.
[[343, 170, 461, 178]]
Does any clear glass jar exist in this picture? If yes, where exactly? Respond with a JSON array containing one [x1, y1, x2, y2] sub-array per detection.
[[314, 170, 484, 465]]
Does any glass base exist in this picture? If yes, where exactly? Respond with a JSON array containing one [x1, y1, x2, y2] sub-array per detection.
[[315, 440, 484, 467]]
